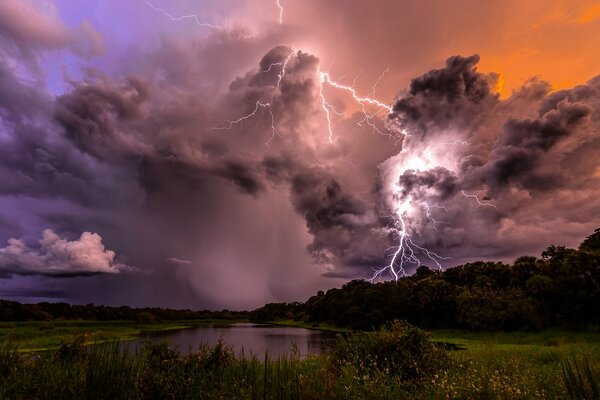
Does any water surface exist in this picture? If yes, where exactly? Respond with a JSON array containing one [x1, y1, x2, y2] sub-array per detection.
[[122, 323, 336, 358]]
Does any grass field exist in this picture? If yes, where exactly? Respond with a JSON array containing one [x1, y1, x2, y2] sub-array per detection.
[[1, 322, 598, 398], [427, 329, 600, 399], [0, 319, 239, 351], [270, 319, 351, 333]]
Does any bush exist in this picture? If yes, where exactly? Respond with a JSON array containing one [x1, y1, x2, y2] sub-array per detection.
[[329, 320, 449, 385], [57, 333, 86, 362]]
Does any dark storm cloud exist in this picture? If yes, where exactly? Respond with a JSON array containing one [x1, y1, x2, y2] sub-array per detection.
[[0, 286, 67, 299], [392, 55, 499, 138], [248, 46, 293, 87], [398, 167, 459, 201], [477, 101, 591, 192], [289, 168, 380, 265], [220, 160, 265, 195], [20, 43, 348, 306], [377, 55, 600, 263], [55, 75, 151, 160], [0, 58, 126, 208], [137, 156, 264, 196], [47, 47, 600, 280]]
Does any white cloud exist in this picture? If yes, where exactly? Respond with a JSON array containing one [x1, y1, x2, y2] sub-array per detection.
[[0, 229, 133, 276]]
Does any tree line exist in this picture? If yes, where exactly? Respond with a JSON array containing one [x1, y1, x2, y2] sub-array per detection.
[[1, 228, 598, 331], [0, 301, 248, 322], [252, 229, 600, 330]]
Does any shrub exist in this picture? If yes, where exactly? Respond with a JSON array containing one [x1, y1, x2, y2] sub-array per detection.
[[57, 333, 87, 361], [329, 320, 448, 385]]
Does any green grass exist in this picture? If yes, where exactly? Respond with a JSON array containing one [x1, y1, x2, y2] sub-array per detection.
[[427, 329, 600, 399], [1, 324, 599, 399], [0, 319, 241, 351], [270, 319, 351, 333], [432, 328, 600, 348]]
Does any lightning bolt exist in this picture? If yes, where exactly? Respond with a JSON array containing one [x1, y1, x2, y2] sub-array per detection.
[[209, 101, 283, 148], [209, 48, 299, 147], [145, 0, 286, 28], [370, 67, 390, 99], [314, 67, 460, 282], [424, 203, 448, 231], [276, 0, 284, 24], [143, 1, 465, 281], [317, 69, 393, 142], [143, 0, 223, 29], [209, 101, 272, 130], [368, 185, 452, 282], [214, 53, 450, 280], [210, 45, 497, 282], [369, 215, 449, 281], [319, 71, 393, 114], [461, 190, 497, 209], [276, 49, 297, 88]]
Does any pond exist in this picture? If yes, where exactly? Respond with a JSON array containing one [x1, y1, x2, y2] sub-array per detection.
[[120, 323, 338, 358]]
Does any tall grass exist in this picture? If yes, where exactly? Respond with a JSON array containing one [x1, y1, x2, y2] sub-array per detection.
[[1, 324, 598, 399], [562, 356, 599, 400]]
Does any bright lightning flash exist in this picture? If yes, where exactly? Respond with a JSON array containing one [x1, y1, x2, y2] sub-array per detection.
[[318, 71, 393, 143], [213, 50, 492, 281], [145, 0, 497, 281]]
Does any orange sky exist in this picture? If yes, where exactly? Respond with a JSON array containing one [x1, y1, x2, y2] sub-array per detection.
[[476, 1, 600, 96], [276, 0, 600, 101]]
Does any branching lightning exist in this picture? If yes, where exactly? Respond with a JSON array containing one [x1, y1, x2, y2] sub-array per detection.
[[209, 101, 282, 148], [212, 51, 475, 281], [319, 71, 393, 114], [144, 0, 223, 29], [145, 0, 285, 28], [146, 0, 498, 282], [424, 203, 447, 230], [276, 49, 297, 88], [369, 216, 449, 281], [210, 101, 272, 131], [461, 190, 497, 209], [317, 70, 393, 142]]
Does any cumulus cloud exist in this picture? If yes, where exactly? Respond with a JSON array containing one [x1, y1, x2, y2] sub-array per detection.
[[0, 229, 132, 277]]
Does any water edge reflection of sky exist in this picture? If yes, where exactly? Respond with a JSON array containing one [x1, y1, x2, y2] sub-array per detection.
[[120, 323, 337, 359]]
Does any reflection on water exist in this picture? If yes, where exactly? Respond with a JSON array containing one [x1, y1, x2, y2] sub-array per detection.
[[121, 323, 337, 358]]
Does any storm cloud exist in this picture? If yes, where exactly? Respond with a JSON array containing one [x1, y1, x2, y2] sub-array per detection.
[[378, 54, 600, 262], [0, 0, 599, 308]]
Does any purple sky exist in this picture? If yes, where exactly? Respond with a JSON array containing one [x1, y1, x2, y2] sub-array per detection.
[[0, 0, 599, 309]]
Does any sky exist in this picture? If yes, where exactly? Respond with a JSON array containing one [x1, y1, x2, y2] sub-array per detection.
[[0, 0, 599, 309]]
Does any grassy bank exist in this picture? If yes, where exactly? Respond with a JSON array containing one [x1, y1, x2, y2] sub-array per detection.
[[0, 319, 241, 351], [270, 319, 350, 333]]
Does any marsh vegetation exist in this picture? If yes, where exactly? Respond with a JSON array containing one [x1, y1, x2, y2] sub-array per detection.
[[1, 322, 598, 399]]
